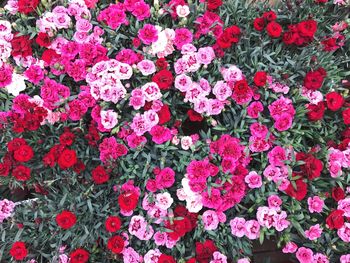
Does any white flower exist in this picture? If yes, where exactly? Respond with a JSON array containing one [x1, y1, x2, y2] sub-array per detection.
[[176, 5, 190, 18]]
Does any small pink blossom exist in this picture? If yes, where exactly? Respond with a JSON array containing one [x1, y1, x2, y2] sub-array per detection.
[[202, 210, 219, 230], [282, 242, 298, 253], [245, 171, 262, 189], [305, 224, 322, 241], [296, 247, 314, 263], [307, 196, 324, 213]]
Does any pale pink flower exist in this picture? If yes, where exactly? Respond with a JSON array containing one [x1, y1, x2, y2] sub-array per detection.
[[141, 82, 162, 101], [210, 251, 227, 263], [230, 217, 246, 238], [212, 81, 232, 101], [153, 231, 167, 246], [268, 195, 282, 210], [340, 254, 350, 263], [175, 74, 192, 92], [313, 253, 329, 263], [282, 242, 298, 253], [305, 224, 322, 241], [196, 47, 215, 65], [245, 171, 262, 189], [307, 196, 324, 213], [176, 5, 190, 17], [155, 192, 173, 210], [181, 136, 193, 150], [338, 223, 350, 242], [202, 210, 219, 231], [244, 220, 260, 240], [338, 198, 350, 217], [137, 60, 156, 76], [100, 110, 118, 129], [237, 259, 250, 263]]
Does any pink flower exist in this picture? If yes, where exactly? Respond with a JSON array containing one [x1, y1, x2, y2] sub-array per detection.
[[149, 125, 172, 144], [250, 123, 268, 138], [196, 47, 215, 65], [296, 247, 314, 263], [122, 247, 142, 263], [267, 195, 282, 210], [245, 171, 262, 189], [338, 223, 350, 242], [202, 210, 219, 230], [138, 24, 158, 45], [230, 217, 246, 237], [0, 199, 15, 223], [307, 196, 324, 213], [212, 81, 232, 101], [210, 251, 227, 263], [156, 167, 175, 189], [146, 179, 157, 193], [338, 198, 350, 217], [137, 60, 156, 76], [24, 65, 44, 84], [155, 192, 173, 210], [305, 224, 322, 241], [245, 220, 260, 240], [340, 254, 350, 263], [313, 253, 329, 263], [237, 259, 250, 263], [153, 231, 167, 246], [175, 74, 192, 92], [100, 110, 118, 129], [282, 242, 298, 253], [247, 101, 264, 118], [0, 64, 13, 87], [131, 1, 151, 21], [268, 146, 287, 166], [274, 113, 293, 131], [126, 133, 147, 149], [174, 28, 193, 50]]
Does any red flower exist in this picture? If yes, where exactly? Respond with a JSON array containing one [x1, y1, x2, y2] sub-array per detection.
[[157, 104, 171, 125], [297, 153, 323, 180], [56, 210, 77, 229], [195, 240, 218, 263], [307, 101, 325, 121], [70, 248, 89, 263], [285, 179, 308, 201], [326, 210, 344, 230], [187, 109, 203, 122], [216, 31, 232, 49], [342, 108, 350, 125], [57, 149, 77, 169], [7, 138, 27, 152], [92, 165, 110, 184], [41, 49, 60, 64], [266, 21, 282, 38], [253, 71, 267, 87], [298, 20, 317, 38], [159, 254, 176, 263], [13, 145, 34, 162], [304, 69, 326, 90], [12, 165, 31, 181], [10, 241, 28, 260], [207, 0, 223, 10], [156, 58, 168, 70], [11, 34, 33, 57], [226, 25, 241, 43], [253, 17, 265, 31], [36, 32, 51, 48], [332, 187, 345, 201], [326, 91, 344, 111], [18, 0, 39, 14], [262, 11, 277, 21], [107, 235, 125, 254], [0, 162, 10, 177], [166, 219, 191, 240], [118, 191, 139, 212], [282, 31, 298, 45], [59, 130, 75, 146], [105, 216, 122, 232], [152, 70, 174, 90]]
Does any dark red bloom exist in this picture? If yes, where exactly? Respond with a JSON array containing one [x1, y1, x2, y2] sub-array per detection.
[[285, 179, 308, 201], [107, 235, 125, 254], [10, 241, 28, 260], [92, 165, 110, 184], [307, 101, 325, 121], [18, 0, 39, 14], [326, 91, 344, 111], [342, 108, 350, 125], [226, 25, 241, 43], [187, 109, 203, 122], [282, 31, 298, 45], [158, 254, 176, 263], [262, 11, 277, 21], [195, 240, 218, 263], [332, 187, 345, 201], [157, 104, 171, 125], [0, 162, 10, 177], [216, 31, 232, 49], [36, 32, 51, 47], [13, 145, 34, 162], [41, 49, 60, 64], [105, 216, 122, 232], [166, 219, 190, 240], [8, 138, 27, 152], [59, 130, 75, 146], [70, 248, 89, 263], [298, 20, 317, 38], [296, 153, 323, 180], [156, 58, 168, 70], [57, 149, 77, 169], [304, 69, 326, 90], [253, 17, 265, 31], [118, 191, 139, 212], [207, 0, 223, 10], [11, 34, 33, 57], [152, 70, 174, 90], [266, 21, 282, 38], [326, 210, 344, 230], [253, 71, 267, 87], [56, 210, 77, 229], [12, 165, 31, 181]]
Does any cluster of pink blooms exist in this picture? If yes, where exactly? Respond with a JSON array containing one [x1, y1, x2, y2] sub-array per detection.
[[256, 195, 290, 232], [327, 146, 350, 177], [268, 96, 296, 131], [230, 217, 261, 240], [283, 243, 330, 263], [98, 136, 128, 163], [0, 199, 15, 223]]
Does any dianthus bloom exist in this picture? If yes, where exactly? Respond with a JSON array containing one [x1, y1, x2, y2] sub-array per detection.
[[138, 24, 158, 45]]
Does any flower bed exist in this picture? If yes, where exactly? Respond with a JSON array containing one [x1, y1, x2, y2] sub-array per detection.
[[0, 0, 350, 262]]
